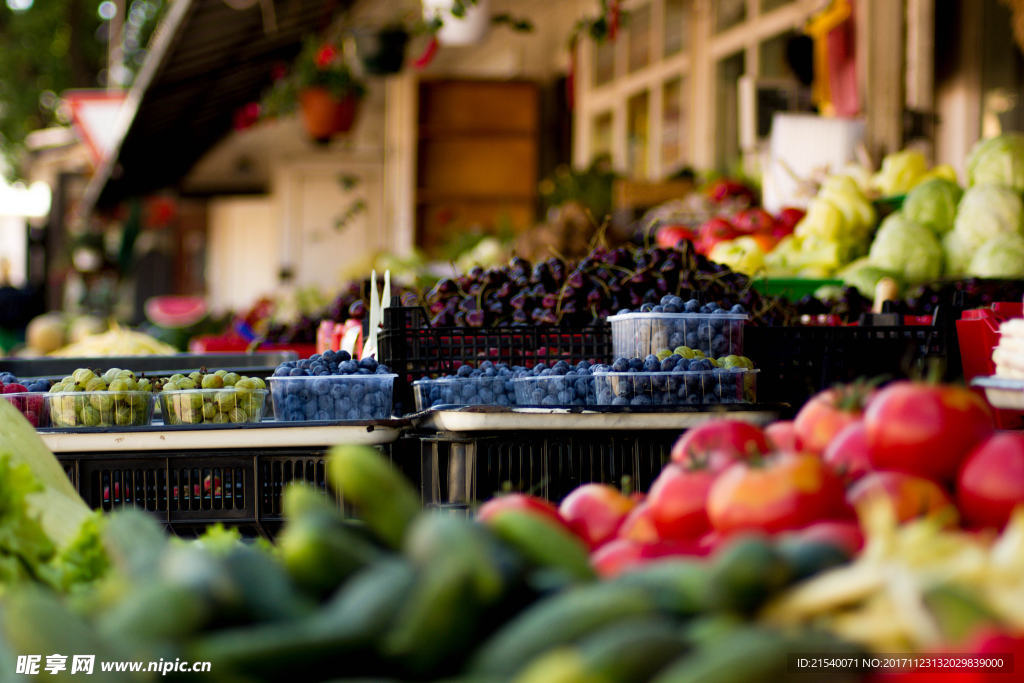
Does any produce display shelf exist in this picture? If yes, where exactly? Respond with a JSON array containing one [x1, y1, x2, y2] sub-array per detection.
[[40, 420, 406, 453], [411, 405, 781, 432]]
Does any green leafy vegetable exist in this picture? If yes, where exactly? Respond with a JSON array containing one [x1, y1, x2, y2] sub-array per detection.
[[967, 233, 1024, 278], [966, 132, 1024, 191], [868, 213, 943, 284], [902, 178, 962, 236]]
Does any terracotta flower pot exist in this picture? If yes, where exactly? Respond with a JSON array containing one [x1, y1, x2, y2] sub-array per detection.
[[299, 88, 362, 143], [333, 94, 361, 134]]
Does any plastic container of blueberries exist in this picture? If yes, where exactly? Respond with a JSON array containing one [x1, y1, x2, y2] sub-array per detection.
[[412, 377, 518, 411], [159, 388, 268, 426], [513, 375, 597, 407], [2, 392, 51, 428], [268, 375, 396, 422], [593, 369, 757, 407], [47, 391, 156, 428], [607, 312, 747, 360]]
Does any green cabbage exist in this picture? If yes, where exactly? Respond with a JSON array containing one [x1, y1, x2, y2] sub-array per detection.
[[952, 183, 1024, 253], [943, 230, 972, 277], [966, 132, 1024, 191], [902, 178, 962, 236], [967, 233, 1024, 278], [868, 213, 943, 284]]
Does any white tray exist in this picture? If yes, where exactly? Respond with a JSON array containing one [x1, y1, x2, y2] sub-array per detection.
[[40, 423, 402, 453], [972, 376, 1024, 411], [413, 406, 780, 432]]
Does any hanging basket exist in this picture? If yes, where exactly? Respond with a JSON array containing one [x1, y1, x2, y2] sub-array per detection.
[[356, 27, 410, 75], [299, 88, 362, 143], [422, 0, 491, 46]]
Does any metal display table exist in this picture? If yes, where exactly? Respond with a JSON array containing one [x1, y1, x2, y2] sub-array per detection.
[[408, 405, 783, 509]]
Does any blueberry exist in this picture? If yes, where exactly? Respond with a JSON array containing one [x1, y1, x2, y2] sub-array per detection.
[[631, 395, 652, 406], [643, 358, 660, 372], [675, 358, 691, 371], [730, 304, 746, 314], [664, 304, 680, 313], [640, 303, 654, 313], [652, 305, 664, 313], [684, 299, 700, 312], [660, 357, 678, 372], [359, 358, 378, 371], [458, 365, 473, 379], [273, 367, 290, 377], [611, 358, 629, 372], [617, 308, 631, 315], [612, 397, 629, 406], [339, 360, 358, 374], [629, 358, 644, 371], [337, 350, 351, 361], [660, 295, 675, 306]]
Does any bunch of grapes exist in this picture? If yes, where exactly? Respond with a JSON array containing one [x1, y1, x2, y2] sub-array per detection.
[[420, 241, 802, 328], [902, 278, 1024, 316]]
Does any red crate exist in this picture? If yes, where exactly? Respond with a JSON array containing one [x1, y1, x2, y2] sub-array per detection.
[[957, 302, 1024, 429]]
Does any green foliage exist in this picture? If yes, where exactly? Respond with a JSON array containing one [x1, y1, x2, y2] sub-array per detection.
[[539, 158, 618, 224], [0, 0, 164, 177]]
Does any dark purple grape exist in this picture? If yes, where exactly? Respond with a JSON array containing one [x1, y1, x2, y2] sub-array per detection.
[[348, 301, 367, 320]]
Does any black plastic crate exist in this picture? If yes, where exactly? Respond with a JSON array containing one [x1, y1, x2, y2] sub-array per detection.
[[73, 452, 255, 524], [417, 430, 675, 508], [745, 309, 960, 413], [380, 306, 612, 410]]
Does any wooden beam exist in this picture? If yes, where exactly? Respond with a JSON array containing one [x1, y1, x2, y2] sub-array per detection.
[[863, 0, 906, 157]]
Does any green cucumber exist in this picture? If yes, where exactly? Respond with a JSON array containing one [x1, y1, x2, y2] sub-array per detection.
[[327, 445, 421, 548], [469, 583, 656, 676], [485, 509, 594, 582], [383, 557, 483, 676], [578, 617, 689, 682], [278, 509, 379, 597], [189, 558, 415, 678], [613, 559, 715, 615]]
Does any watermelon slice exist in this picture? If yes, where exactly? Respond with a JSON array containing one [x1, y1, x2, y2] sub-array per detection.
[[145, 296, 208, 329]]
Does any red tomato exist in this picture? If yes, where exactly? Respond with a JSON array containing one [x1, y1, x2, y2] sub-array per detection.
[[848, 471, 955, 523], [558, 484, 635, 549], [707, 179, 756, 204], [616, 502, 659, 543], [732, 208, 777, 235], [695, 217, 738, 255], [792, 520, 864, 555], [655, 224, 696, 249], [865, 382, 994, 481], [646, 464, 715, 541], [707, 452, 846, 534], [794, 386, 870, 455], [957, 432, 1024, 529], [775, 207, 806, 234], [764, 420, 802, 452], [822, 421, 873, 485], [477, 493, 566, 528], [591, 537, 709, 578], [670, 419, 769, 470]]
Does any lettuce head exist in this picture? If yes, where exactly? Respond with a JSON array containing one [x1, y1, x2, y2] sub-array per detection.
[[967, 233, 1024, 278], [966, 132, 1024, 191], [902, 178, 962, 236], [868, 213, 943, 284], [952, 183, 1024, 252]]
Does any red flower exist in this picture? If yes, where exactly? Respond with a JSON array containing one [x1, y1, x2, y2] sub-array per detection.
[[315, 45, 337, 69]]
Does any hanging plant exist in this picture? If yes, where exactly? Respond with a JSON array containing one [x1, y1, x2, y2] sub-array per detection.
[[259, 37, 367, 143], [413, 0, 533, 68], [355, 24, 411, 75]]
